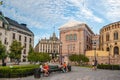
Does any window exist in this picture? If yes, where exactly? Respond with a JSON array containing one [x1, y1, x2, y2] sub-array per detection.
[[19, 35, 21, 41], [13, 33, 15, 39], [29, 38, 32, 43], [106, 47, 109, 51], [66, 34, 77, 41], [24, 49, 26, 54], [66, 35, 69, 41], [70, 34, 72, 40], [73, 34, 77, 40], [4, 38, 7, 44], [114, 32, 118, 40], [114, 46, 119, 55], [25, 36, 27, 42], [106, 33, 109, 41]]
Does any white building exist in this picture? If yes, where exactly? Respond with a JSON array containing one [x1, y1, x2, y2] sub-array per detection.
[[0, 12, 34, 62]]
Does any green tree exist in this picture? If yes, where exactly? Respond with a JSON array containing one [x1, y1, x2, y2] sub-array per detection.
[[0, 41, 7, 66], [28, 52, 51, 64], [9, 40, 23, 64], [28, 44, 34, 54], [69, 54, 89, 66]]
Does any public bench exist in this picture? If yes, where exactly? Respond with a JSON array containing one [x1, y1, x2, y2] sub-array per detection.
[[34, 64, 71, 78]]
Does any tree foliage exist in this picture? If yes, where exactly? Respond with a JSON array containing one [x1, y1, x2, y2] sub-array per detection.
[[0, 41, 7, 59], [28, 52, 51, 64], [69, 54, 89, 65], [9, 40, 23, 61]]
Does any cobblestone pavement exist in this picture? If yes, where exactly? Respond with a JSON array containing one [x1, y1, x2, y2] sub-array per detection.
[[2, 66, 120, 80]]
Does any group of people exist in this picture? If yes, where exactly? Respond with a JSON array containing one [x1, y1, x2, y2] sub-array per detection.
[[40, 62, 69, 77]]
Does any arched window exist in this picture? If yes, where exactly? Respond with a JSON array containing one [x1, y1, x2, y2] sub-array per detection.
[[106, 47, 109, 51], [106, 33, 109, 41], [114, 46, 119, 55], [114, 31, 118, 40]]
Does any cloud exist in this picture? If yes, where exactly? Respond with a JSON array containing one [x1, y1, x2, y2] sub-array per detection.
[[102, 0, 120, 21], [1, 0, 103, 28]]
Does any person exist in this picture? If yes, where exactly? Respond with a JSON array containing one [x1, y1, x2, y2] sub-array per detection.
[[92, 60, 95, 70], [58, 63, 65, 73], [43, 63, 49, 76], [63, 62, 68, 72], [94, 60, 98, 70], [92, 60, 98, 70]]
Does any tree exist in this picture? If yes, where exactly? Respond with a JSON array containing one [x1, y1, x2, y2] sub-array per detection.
[[28, 52, 51, 64], [69, 54, 89, 66], [0, 41, 7, 66], [28, 44, 34, 54], [9, 40, 23, 64]]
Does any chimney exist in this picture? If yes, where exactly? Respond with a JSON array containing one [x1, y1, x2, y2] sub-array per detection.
[[21, 23, 27, 27]]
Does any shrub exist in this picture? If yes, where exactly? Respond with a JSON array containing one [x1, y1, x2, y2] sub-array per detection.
[[97, 64, 120, 70], [0, 65, 39, 78]]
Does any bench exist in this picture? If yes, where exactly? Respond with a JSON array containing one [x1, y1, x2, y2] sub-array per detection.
[[34, 65, 71, 78]]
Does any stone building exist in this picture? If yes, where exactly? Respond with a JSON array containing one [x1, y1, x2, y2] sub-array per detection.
[[99, 21, 120, 64], [59, 20, 94, 62], [35, 32, 60, 59], [92, 34, 100, 50], [0, 12, 34, 62]]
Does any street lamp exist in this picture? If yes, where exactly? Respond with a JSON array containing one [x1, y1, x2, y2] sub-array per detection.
[[94, 40, 97, 61], [60, 42, 62, 64], [108, 45, 112, 65]]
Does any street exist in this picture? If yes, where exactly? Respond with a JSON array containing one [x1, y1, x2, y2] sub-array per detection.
[[2, 66, 120, 80]]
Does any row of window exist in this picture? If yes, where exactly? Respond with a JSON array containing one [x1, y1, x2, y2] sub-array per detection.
[[68, 44, 75, 51], [66, 34, 77, 41], [13, 33, 32, 43], [106, 32, 119, 41], [101, 31, 119, 42], [106, 46, 119, 55]]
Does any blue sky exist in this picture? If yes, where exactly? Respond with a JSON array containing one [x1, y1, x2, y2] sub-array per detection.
[[0, 0, 120, 47]]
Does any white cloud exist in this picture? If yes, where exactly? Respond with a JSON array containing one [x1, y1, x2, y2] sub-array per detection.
[[1, 0, 103, 28], [100, 0, 120, 21]]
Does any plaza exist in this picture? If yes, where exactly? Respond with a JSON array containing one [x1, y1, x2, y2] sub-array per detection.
[[2, 66, 120, 80]]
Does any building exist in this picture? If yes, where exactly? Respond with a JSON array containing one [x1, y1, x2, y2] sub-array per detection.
[[35, 32, 60, 59], [99, 21, 120, 64], [59, 20, 94, 62], [92, 34, 100, 50], [0, 12, 34, 62]]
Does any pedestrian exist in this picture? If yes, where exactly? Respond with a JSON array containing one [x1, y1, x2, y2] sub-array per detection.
[[92, 60, 95, 70], [94, 60, 98, 70]]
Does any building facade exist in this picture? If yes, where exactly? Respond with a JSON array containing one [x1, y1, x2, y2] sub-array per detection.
[[99, 21, 120, 64], [100, 21, 120, 55], [0, 12, 34, 62], [35, 33, 60, 59], [59, 20, 94, 61], [92, 34, 100, 50]]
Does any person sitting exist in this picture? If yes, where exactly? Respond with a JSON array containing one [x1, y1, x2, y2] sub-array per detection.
[[58, 63, 65, 73], [43, 63, 49, 76], [63, 62, 68, 72]]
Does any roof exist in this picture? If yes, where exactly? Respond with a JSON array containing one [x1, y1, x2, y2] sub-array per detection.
[[59, 20, 85, 29], [100, 21, 120, 32], [5, 17, 33, 34]]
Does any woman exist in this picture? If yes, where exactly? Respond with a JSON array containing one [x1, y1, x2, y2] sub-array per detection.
[[43, 63, 49, 76]]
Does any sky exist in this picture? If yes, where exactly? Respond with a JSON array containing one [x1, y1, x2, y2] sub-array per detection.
[[0, 0, 120, 47]]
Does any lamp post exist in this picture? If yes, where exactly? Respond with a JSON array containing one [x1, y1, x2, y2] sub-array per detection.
[[94, 40, 97, 61], [60, 42, 62, 64], [108, 45, 112, 65]]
